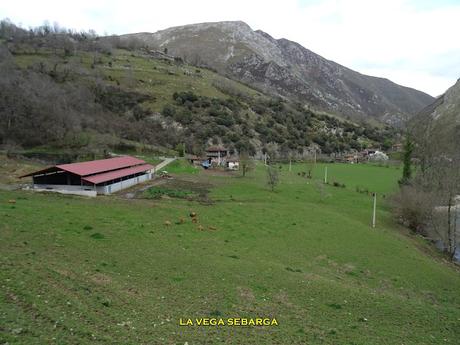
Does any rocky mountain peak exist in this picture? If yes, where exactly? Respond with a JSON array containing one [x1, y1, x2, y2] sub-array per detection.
[[119, 21, 434, 124]]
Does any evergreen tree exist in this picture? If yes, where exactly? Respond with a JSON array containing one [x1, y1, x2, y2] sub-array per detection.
[[400, 135, 414, 185]]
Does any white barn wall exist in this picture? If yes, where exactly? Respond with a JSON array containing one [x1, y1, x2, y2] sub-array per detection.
[[96, 172, 152, 195]]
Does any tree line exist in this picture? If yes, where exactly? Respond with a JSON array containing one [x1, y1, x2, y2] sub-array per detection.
[[394, 115, 460, 260]]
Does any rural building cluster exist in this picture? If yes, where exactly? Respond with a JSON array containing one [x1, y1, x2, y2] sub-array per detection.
[[189, 145, 240, 170]]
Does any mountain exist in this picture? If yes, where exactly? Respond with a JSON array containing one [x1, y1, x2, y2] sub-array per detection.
[[0, 22, 397, 159], [418, 78, 460, 122], [413, 78, 460, 142], [120, 21, 434, 124]]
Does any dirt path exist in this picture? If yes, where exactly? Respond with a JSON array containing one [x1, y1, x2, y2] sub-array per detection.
[[153, 157, 176, 172]]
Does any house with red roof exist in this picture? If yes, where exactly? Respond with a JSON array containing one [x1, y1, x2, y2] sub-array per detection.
[[20, 156, 154, 196]]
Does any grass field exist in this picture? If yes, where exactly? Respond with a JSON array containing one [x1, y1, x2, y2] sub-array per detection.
[[1, 160, 460, 344], [164, 159, 200, 175]]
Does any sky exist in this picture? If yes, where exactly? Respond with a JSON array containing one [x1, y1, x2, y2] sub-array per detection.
[[1, 0, 459, 96]]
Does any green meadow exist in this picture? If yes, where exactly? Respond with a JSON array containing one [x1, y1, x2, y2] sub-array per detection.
[[1, 161, 460, 344]]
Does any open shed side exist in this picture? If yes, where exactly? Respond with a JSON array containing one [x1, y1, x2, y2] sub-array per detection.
[[20, 156, 154, 196]]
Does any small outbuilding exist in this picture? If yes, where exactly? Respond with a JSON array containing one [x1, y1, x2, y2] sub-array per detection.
[[226, 156, 240, 170], [189, 155, 207, 166], [20, 156, 154, 196]]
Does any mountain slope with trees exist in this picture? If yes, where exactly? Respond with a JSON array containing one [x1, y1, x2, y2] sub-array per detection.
[[120, 21, 434, 125], [0, 19, 397, 159]]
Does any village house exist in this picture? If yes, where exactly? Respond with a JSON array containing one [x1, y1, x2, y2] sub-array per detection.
[[360, 148, 388, 161], [201, 146, 240, 169], [391, 143, 403, 152], [189, 155, 207, 166], [205, 145, 229, 166], [343, 153, 359, 164]]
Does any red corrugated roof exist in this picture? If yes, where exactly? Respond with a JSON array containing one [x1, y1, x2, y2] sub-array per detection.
[[20, 156, 148, 179], [57, 156, 146, 176], [206, 145, 227, 152], [82, 164, 153, 184]]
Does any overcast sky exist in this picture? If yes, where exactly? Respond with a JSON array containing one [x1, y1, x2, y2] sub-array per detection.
[[2, 0, 459, 96]]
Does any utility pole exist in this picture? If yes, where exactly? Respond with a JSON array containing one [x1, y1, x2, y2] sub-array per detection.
[[264, 153, 267, 166], [289, 159, 292, 172], [372, 193, 377, 228], [324, 166, 328, 184]]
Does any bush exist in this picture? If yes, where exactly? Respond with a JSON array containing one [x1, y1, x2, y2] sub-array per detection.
[[356, 186, 369, 194], [391, 186, 433, 234], [173, 91, 198, 105], [162, 104, 176, 117], [143, 187, 194, 199], [175, 143, 185, 157]]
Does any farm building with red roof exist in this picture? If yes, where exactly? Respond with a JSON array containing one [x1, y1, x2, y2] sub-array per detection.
[[20, 156, 154, 196]]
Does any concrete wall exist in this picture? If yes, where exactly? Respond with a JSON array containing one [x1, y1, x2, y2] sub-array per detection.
[[32, 184, 97, 197]]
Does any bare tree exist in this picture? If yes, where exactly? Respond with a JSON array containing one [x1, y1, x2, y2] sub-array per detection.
[[425, 157, 460, 260], [305, 153, 316, 179], [395, 114, 460, 260], [266, 165, 279, 192], [314, 179, 330, 202], [240, 152, 255, 177]]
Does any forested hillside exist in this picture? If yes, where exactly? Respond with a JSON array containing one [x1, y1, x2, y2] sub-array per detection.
[[0, 20, 397, 158]]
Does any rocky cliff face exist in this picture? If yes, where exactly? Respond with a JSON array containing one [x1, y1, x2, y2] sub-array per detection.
[[415, 79, 460, 134], [121, 21, 434, 124], [422, 79, 460, 121]]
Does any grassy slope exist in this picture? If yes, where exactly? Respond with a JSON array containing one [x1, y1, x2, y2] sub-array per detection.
[[10, 48, 396, 157], [1, 162, 460, 344], [13, 49, 262, 113], [0, 154, 43, 185]]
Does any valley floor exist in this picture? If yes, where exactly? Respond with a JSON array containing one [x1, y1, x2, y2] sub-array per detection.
[[1, 160, 459, 344]]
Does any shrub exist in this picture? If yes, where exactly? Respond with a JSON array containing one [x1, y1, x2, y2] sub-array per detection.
[[90, 233, 105, 239], [173, 91, 198, 105], [143, 187, 194, 199], [162, 104, 176, 117], [390, 186, 433, 234], [356, 186, 369, 194]]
